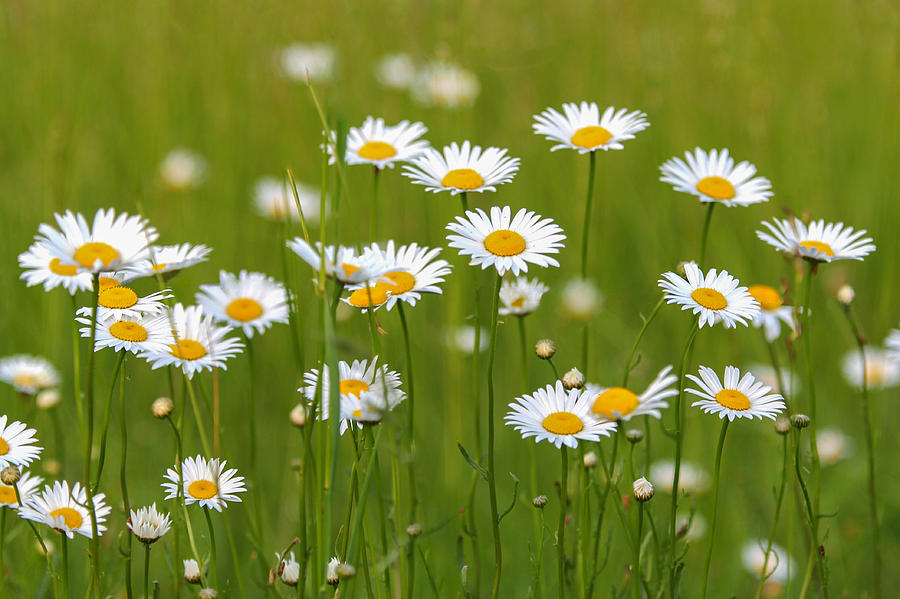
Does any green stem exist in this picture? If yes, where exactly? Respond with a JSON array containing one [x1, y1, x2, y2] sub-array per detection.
[[623, 297, 665, 387], [485, 272, 504, 599], [83, 272, 102, 598], [70, 294, 85, 444], [0, 510, 6, 596], [755, 435, 789, 599], [580, 151, 597, 277], [94, 352, 125, 488], [398, 303, 418, 599], [633, 502, 644, 599], [144, 545, 151, 599], [460, 191, 469, 214], [243, 334, 268, 562], [204, 509, 219, 589], [700, 419, 729, 599], [793, 427, 827, 599], [184, 377, 212, 456], [15, 483, 58, 598], [519, 317, 545, 599], [558, 446, 568, 599], [120, 357, 133, 599], [764, 333, 788, 401], [698, 202, 715, 268], [223, 514, 249, 598], [370, 167, 381, 240], [61, 534, 70, 599]]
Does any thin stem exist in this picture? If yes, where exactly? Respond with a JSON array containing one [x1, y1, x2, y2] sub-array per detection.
[[764, 333, 788, 401], [622, 297, 665, 387], [61, 534, 70, 599], [120, 357, 134, 599], [15, 483, 58, 598], [701, 419, 729, 599], [558, 446, 568, 599], [94, 352, 125, 487], [204, 509, 219, 589], [70, 294, 85, 442], [460, 191, 469, 214], [223, 514, 249, 598], [793, 427, 827, 599], [144, 545, 151, 599], [485, 272, 504, 599], [633, 502, 644, 599], [519, 316, 544, 599], [184, 377, 212, 456], [398, 303, 418, 599], [83, 272, 102, 598], [580, 151, 597, 277], [698, 202, 715, 268], [0, 510, 6, 596], [755, 435, 789, 599], [370, 167, 381, 240], [243, 334, 267, 558]]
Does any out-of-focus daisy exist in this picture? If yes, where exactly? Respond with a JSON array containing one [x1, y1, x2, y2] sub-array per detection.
[[286, 239, 397, 286], [196, 271, 288, 338], [0, 470, 42, 508], [403, 141, 519, 195], [127, 503, 172, 544], [584, 365, 677, 421], [676, 512, 707, 541], [817, 428, 851, 466], [330, 117, 430, 170], [162, 455, 246, 512], [0, 415, 42, 468], [76, 287, 171, 321], [506, 381, 617, 449], [445, 326, 488, 354], [660, 148, 772, 207], [184, 559, 203, 584], [34, 209, 158, 273], [346, 242, 451, 311], [756, 218, 876, 263], [747, 284, 796, 343], [279, 43, 335, 83], [77, 312, 174, 356], [747, 363, 799, 397], [446, 206, 565, 276], [687, 365, 786, 421], [499, 277, 548, 316], [532, 103, 649, 153], [19, 480, 110, 539], [0, 356, 59, 395], [18, 240, 94, 294], [253, 177, 322, 224], [742, 540, 794, 586], [139, 304, 244, 379], [122, 243, 212, 282], [886, 329, 900, 361], [649, 460, 710, 494], [159, 149, 207, 191], [659, 262, 760, 328], [411, 61, 479, 108], [841, 348, 900, 390], [559, 278, 603, 321], [375, 53, 416, 90]]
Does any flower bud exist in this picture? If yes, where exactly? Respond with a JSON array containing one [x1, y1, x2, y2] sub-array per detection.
[[184, 559, 202, 584], [406, 523, 422, 538], [535, 339, 557, 360], [290, 404, 307, 428], [836, 285, 855, 306], [198, 589, 217, 599], [36, 389, 61, 410], [791, 414, 811, 429], [1, 466, 21, 485], [632, 477, 655, 502], [562, 368, 585, 390], [625, 429, 645, 444], [327, 557, 341, 586], [583, 451, 597, 469], [152, 397, 174, 419], [336, 563, 356, 581], [533, 495, 548, 509], [774, 417, 791, 435]]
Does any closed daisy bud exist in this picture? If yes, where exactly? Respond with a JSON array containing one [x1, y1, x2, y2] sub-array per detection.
[[406, 523, 422, 537], [535, 339, 556, 360], [184, 559, 202, 584], [836, 285, 855, 306], [336, 563, 356, 581], [327, 557, 341, 586], [633, 477, 654, 502], [791, 414, 810, 429], [36, 389, 61, 410], [774, 417, 791, 435], [152, 397, 174, 419], [290, 404, 306, 428], [533, 495, 548, 508], [562, 368, 585, 390], [626, 429, 645, 444], [1, 466, 20, 485], [277, 552, 300, 587], [583, 451, 597, 469], [198, 589, 217, 599]]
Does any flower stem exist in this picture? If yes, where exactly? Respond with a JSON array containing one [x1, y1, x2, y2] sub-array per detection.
[[700, 419, 729, 599], [519, 316, 545, 599], [119, 357, 134, 599], [94, 352, 125, 487], [398, 303, 419, 599], [558, 446, 568, 599], [143, 545, 151, 599], [83, 272, 102, 598], [222, 513, 249, 598], [622, 297, 665, 387], [633, 501, 644, 599], [204, 508, 219, 589], [184, 377, 212, 456], [370, 167, 381, 239], [61, 534, 70, 599], [793, 424, 828, 599], [486, 272, 504, 599], [580, 151, 597, 277], [698, 202, 715, 268], [755, 434, 789, 599], [460, 191, 469, 214], [70, 294, 85, 443]]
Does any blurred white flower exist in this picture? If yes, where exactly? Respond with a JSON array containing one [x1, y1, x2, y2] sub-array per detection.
[[746, 363, 800, 397], [445, 325, 489, 354], [650, 460, 710, 494], [411, 61, 479, 108], [817, 428, 851, 466], [676, 512, 707, 541], [159, 149, 207, 191], [560, 278, 603, 321], [842, 348, 900, 390], [253, 177, 322, 225], [375, 53, 416, 90], [742, 539, 794, 585], [280, 43, 335, 83]]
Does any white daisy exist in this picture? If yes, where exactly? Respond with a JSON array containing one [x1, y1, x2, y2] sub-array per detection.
[[446, 206, 566, 276], [139, 304, 244, 379], [532, 103, 649, 153], [649, 460, 710, 495], [18, 239, 94, 294], [18, 480, 110, 539], [253, 177, 322, 224], [196, 270, 289, 338], [817, 428, 851, 467], [841, 348, 900, 390], [505, 381, 618, 449], [660, 148, 772, 207], [329, 117, 430, 170], [403, 141, 519, 195], [162, 455, 246, 512], [687, 365, 786, 421], [658, 262, 760, 328], [76, 287, 171, 321], [0, 355, 59, 395], [127, 503, 172, 544], [747, 284, 796, 342], [277, 552, 300, 586], [887, 329, 900, 362], [675, 512, 707, 541], [34, 209, 158, 273], [287, 239, 398, 285], [279, 43, 335, 83], [741, 540, 794, 585], [756, 218, 876, 263], [410, 61, 479, 108], [159, 148, 207, 192], [0, 415, 42, 468], [77, 312, 175, 355], [0, 470, 42, 508], [375, 53, 416, 90], [747, 363, 800, 397], [445, 326, 489, 354], [584, 365, 677, 422], [346, 241, 452, 311], [559, 277, 603, 321], [122, 243, 212, 282], [499, 277, 549, 316]]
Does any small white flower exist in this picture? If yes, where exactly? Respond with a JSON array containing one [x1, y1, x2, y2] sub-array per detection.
[[817, 428, 851, 467], [18, 239, 94, 294], [330, 117, 430, 170], [404, 141, 519, 195], [499, 277, 548, 316], [253, 177, 322, 224], [0, 356, 59, 395], [35, 389, 61, 410], [757, 218, 876, 263], [128, 503, 172, 544], [159, 148, 207, 191], [162, 455, 246, 512], [741, 539, 794, 585], [533, 102, 649, 153], [747, 285, 796, 343], [18, 480, 110, 539], [122, 243, 212, 282], [411, 61, 479, 108], [327, 556, 341, 585], [632, 477, 654, 502], [196, 270, 289, 338], [0, 470, 42, 508], [660, 148, 772, 206], [584, 366, 677, 422], [286, 239, 399, 286], [559, 278, 603, 321], [78, 312, 175, 355], [375, 53, 416, 90], [649, 460, 710, 495], [445, 326, 489, 354], [687, 365, 786, 421], [0, 415, 42, 469], [676, 512, 707, 541], [277, 552, 300, 586], [76, 287, 171, 322], [841, 348, 900, 390], [279, 43, 335, 83], [658, 262, 760, 329], [184, 559, 202, 584], [836, 285, 855, 306], [886, 329, 900, 362]]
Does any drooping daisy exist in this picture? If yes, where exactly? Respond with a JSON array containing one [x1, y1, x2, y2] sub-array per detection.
[[532, 103, 649, 154], [747, 284, 796, 342], [756, 218, 876, 263], [658, 262, 760, 328], [499, 277, 548, 316], [19, 480, 110, 539], [329, 117, 430, 170], [446, 206, 566, 276], [649, 460, 710, 495], [77, 312, 175, 355], [196, 271, 289, 338], [127, 503, 172, 544], [505, 381, 617, 449], [403, 141, 519, 195], [584, 365, 677, 422], [660, 148, 772, 207], [0, 355, 59, 395], [253, 177, 322, 224], [277, 551, 301, 586], [375, 53, 416, 90], [817, 428, 851, 466], [34, 209, 158, 273], [0, 470, 42, 508], [287, 239, 398, 286], [741, 540, 794, 586], [0, 415, 42, 468], [410, 61, 480, 108], [887, 329, 900, 361], [122, 243, 212, 282], [76, 287, 171, 321], [687, 365, 786, 421], [139, 304, 244, 379], [18, 239, 94, 294], [279, 43, 335, 83], [162, 455, 246, 512], [158, 148, 207, 192], [347, 241, 452, 311], [559, 277, 603, 321], [841, 348, 900, 390]]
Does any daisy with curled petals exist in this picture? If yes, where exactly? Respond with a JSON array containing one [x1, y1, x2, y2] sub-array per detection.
[[756, 218, 876, 263], [747, 284, 796, 343], [446, 206, 566, 276], [196, 270, 289, 338], [687, 365, 786, 422], [403, 141, 519, 197], [499, 277, 548, 316], [162, 455, 246, 512], [532, 103, 649, 154], [0, 415, 42, 468], [329, 117, 430, 170], [585, 365, 677, 422], [18, 239, 93, 294], [277, 552, 301, 586], [76, 286, 171, 321], [660, 148, 772, 207], [286, 239, 398, 286], [77, 312, 174, 355], [19, 480, 110, 539], [127, 503, 171, 544], [123, 243, 212, 282], [658, 262, 760, 329], [1, 470, 42, 508], [0, 355, 59, 395]]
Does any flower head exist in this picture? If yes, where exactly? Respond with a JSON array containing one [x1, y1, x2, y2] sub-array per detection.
[[76, 286, 171, 322], [122, 243, 212, 282], [375, 53, 416, 90], [0, 356, 59, 395], [253, 177, 322, 224], [533, 103, 649, 153], [128, 503, 172, 544], [0, 470, 42, 508], [411, 61, 479, 108], [660, 148, 772, 206], [18, 480, 110, 539], [277, 552, 300, 586], [78, 312, 175, 355], [687, 365, 786, 421], [658, 262, 759, 328], [499, 277, 548, 316], [842, 348, 900, 390], [747, 284, 796, 342], [584, 366, 677, 422], [757, 218, 875, 263], [649, 460, 710, 494], [741, 540, 794, 585], [162, 455, 246, 511], [330, 117, 430, 170], [18, 239, 94, 294], [404, 141, 519, 195], [279, 43, 334, 83], [560, 278, 602, 321], [287, 239, 398, 286], [159, 149, 207, 191], [196, 270, 289, 338], [0, 415, 42, 469]]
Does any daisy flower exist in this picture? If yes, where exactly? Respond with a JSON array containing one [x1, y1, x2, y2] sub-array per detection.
[[277, 551, 301, 586], [18, 239, 94, 294], [139, 304, 244, 379], [196, 271, 289, 338], [76, 287, 171, 321], [445, 325, 489, 354], [505, 381, 617, 449], [158, 148, 207, 192], [584, 365, 677, 421], [660, 148, 772, 207], [446, 206, 566, 276], [375, 53, 416, 90], [253, 177, 322, 224], [841, 348, 900, 390], [687, 365, 786, 421], [559, 277, 603, 321], [0, 355, 59, 395], [403, 141, 519, 195], [346, 241, 452, 311], [742, 540, 794, 586], [162, 455, 246, 512], [77, 312, 175, 355], [756, 218, 876, 263], [287, 239, 398, 286], [532, 102, 649, 153], [0, 415, 42, 468], [410, 61, 479, 108], [747, 363, 799, 396], [887, 329, 900, 362], [0, 470, 42, 508], [279, 43, 335, 83], [649, 460, 710, 494], [128, 503, 172, 544], [747, 284, 796, 342], [499, 277, 549, 316], [658, 262, 760, 328], [34, 209, 158, 273], [817, 428, 851, 466], [329, 117, 430, 170], [122, 243, 212, 282], [19, 480, 110, 539]]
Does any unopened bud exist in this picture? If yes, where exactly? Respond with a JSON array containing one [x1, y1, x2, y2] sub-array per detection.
[[625, 429, 644, 444], [290, 404, 307, 428], [1, 466, 21, 485], [152, 397, 174, 419], [327, 557, 341, 586], [791, 414, 811, 429], [632, 477, 654, 502], [562, 368, 585, 390], [184, 559, 202, 584], [533, 495, 548, 508], [336, 563, 356, 581], [774, 417, 791, 435], [406, 523, 422, 537], [535, 339, 557, 360], [36, 389, 61, 410], [836, 285, 855, 306], [198, 589, 217, 599], [583, 451, 597, 469]]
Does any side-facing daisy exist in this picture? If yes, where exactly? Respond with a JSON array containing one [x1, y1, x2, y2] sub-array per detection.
[[18, 239, 94, 294], [196, 270, 289, 337], [757, 218, 876, 262], [253, 177, 322, 224], [499, 277, 549, 316], [532, 103, 649, 153], [287, 239, 398, 286], [660, 148, 772, 207], [19, 480, 110, 539], [658, 262, 760, 328], [505, 381, 617, 449], [346, 241, 452, 311], [277, 551, 300, 586], [687, 365, 786, 421], [403, 141, 519, 195], [76, 286, 171, 321], [584, 365, 677, 421], [0, 355, 59, 395], [78, 312, 175, 355], [747, 284, 796, 342], [127, 503, 172, 544], [162, 455, 246, 511], [330, 117, 430, 170], [123, 243, 212, 282], [446, 206, 566, 276], [841, 348, 900, 390], [0, 415, 42, 468], [0, 470, 42, 508]]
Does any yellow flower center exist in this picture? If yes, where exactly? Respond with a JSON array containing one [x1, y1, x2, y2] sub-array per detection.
[[748, 285, 783, 311], [592, 387, 639, 420], [341, 263, 360, 277], [49, 507, 83, 530], [49, 258, 78, 276], [13, 373, 39, 390], [866, 362, 884, 385], [690, 287, 728, 310], [170, 339, 207, 361], [799, 240, 834, 257], [483, 230, 526, 257], [187, 480, 218, 500], [73, 242, 120, 268], [0, 438, 8, 455], [441, 168, 484, 190], [0, 486, 16, 504], [226, 298, 264, 322], [542, 411, 584, 435], [357, 141, 397, 161], [348, 286, 389, 308], [151, 263, 168, 271], [109, 321, 148, 342], [381, 271, 416, 295], [99, 286, 139, 309], [715, 388, 750, 410], [510, 296, 526, 308], [570, 126, 613, 149], [340, 379, 370, 397], [98, 277, 120, 292], [696, 176, 736, 200]]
